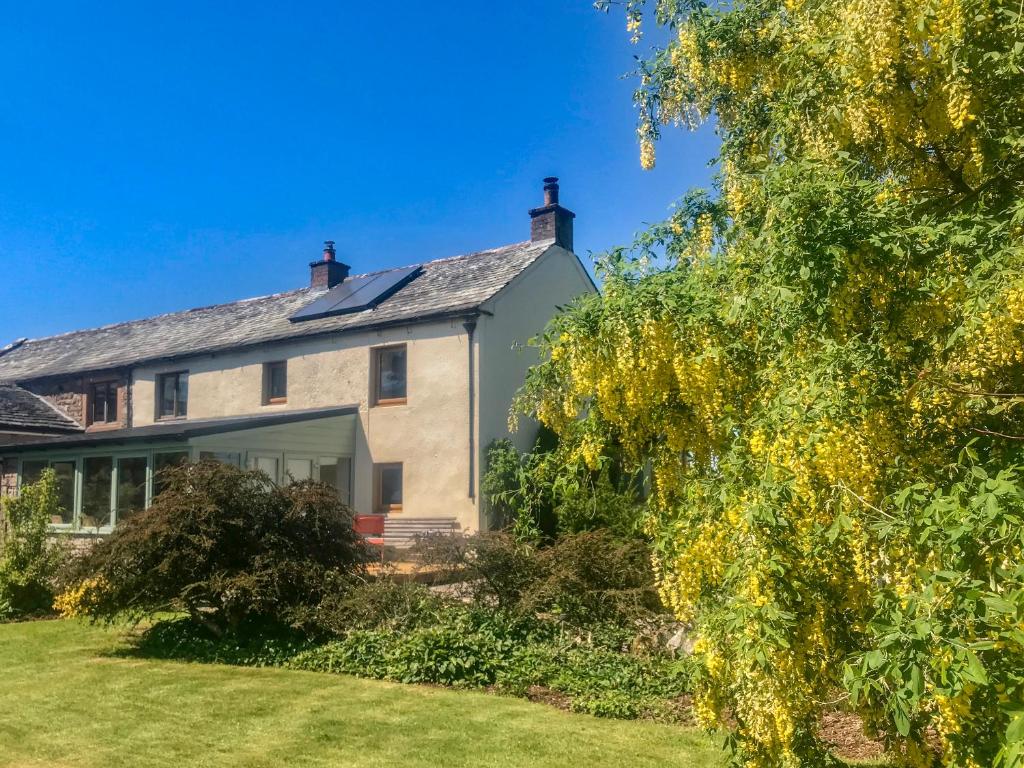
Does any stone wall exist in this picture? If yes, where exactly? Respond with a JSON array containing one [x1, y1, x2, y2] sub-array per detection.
[[0, 457, 17, 498]]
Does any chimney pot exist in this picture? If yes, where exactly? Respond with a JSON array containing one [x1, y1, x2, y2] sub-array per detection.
[[310, 240, 350, 289], [543, 176, 559, 206], [529, 176, 575, 252]]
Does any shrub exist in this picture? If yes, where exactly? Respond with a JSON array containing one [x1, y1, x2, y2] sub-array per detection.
[[60, 461, 369, 633], [0, 469, 67, 619], [412, 531, 543, 610], [526, 530, 661, 628], [314, 578, 444, 634], [481, 435, 644, 540], [414, 529, 663, 630]]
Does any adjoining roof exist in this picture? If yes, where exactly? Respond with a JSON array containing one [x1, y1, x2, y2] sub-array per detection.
[[0, 240, 555, 382], [0, 383, 83, 435], [0, 405, 357, 452]]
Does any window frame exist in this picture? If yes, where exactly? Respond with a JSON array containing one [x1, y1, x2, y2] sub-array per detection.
[[263, 361, 288, 405], [374, 462, 403, 513], [87, 380, 119, 427], [156, 371, 189, 420], [371, 344, 408, 407]]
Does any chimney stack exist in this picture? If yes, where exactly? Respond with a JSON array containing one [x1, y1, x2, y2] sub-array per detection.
[[529, 177, 575, 251], [310, 240, 350, 290]]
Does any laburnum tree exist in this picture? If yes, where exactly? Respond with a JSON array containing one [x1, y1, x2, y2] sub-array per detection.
[[517, 0, 1024, 765]]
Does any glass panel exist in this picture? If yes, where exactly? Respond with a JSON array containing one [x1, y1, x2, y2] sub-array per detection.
[[92, 383, 106, 423], [378, 464, 402, 509], [51, 461, 76, 525], [20, 460, 47, 489], [81, 456, 113, 529], [106, 384, 118, 422], [255, 456, 279, 484], [116, 457, 148, 523], [177, 373, 188, 417], [153, 451, 190, 498], [319, 457, 352, 506], [159, 375, 176, 418], [377, 347, 407, 401], [268, 363, 287, 400], [199, 451, 241, 467], [336, 457, 352, 505], [285, 458, 313, 482]]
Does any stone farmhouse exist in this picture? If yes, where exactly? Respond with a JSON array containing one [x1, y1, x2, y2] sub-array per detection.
[[0, 179, 593, 542]]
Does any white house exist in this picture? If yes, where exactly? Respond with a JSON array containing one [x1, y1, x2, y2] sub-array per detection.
[[0, 178, 594, 542]]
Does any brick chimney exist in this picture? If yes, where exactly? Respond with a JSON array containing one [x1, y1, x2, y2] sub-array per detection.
[[529, 177, 575, 251], [310, 240, 350, 290]]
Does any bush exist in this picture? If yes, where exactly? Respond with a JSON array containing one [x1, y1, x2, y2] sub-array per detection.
[[481, 436, 643, 540], [60, 461, 370, 633], [314, 578, 444, 634], [412, 531, 543, 611], [0, 469, 67, 619], [413, 529, 662, 630]]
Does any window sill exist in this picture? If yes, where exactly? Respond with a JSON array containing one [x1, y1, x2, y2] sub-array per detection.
[[85, 422, 123, 432], [373, 398, 407, 407], [264, 398, 288, 406], [376, 505, 403, 514], [155, 415, 188, 422]]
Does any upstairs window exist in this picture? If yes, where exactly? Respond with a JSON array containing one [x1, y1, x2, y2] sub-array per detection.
[[157, 371, 188, 419], [89, 381, 118, 425], [263, 361, 287, 404], [373, 345, 407, 405]]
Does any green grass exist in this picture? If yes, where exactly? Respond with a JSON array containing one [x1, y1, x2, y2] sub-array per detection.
[[0, 620, 724, 768]]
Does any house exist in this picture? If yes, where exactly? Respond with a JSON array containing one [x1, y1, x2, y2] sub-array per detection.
[[0, 178, 594, 541]]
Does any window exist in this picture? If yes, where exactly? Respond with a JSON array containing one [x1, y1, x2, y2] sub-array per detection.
[[20, 459, 75, 525], [263, 361, 287, 404], [153, 451, 190, 498], [374, 463, 403, 513], [373, 345, 407, 405], [81, 456, 113, 529], [319, 457, 352, 506], [51, 461, 76, 525], [157, 372, 188, 419], [89, 381, 118, 425], [199, 450, 241, 467], [116, 456, 148, 523]]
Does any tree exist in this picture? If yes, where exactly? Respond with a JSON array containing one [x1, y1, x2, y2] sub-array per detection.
[[60, 461, 370, 634], [0, 469, 67, 618], [518, 0, 1024, 764]]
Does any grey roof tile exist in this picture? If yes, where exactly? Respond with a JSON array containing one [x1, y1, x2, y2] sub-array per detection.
[[0, 383, 83, 433], [0, 240, 553, 382]]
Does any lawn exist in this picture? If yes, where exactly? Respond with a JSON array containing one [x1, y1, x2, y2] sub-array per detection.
[[0, 620, 724, 768]]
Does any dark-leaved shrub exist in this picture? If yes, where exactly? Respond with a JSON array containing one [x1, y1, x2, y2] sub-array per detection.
[[413, 529, 662, 629], [60, 461, 369, 633]]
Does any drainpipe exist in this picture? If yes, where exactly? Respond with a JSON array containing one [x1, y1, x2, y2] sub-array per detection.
[[126, 368, 134, 428], [463, 318, 477, 500]]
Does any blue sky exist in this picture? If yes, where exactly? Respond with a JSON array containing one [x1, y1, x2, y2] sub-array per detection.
[[0, 1, 719, 340]]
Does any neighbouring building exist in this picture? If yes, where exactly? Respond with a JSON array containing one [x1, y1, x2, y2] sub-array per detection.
[[0, 178, 594, 542]]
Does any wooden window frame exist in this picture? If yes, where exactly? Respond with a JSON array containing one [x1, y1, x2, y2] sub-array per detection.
[[262, 361, 288, 405], [371, 344, 408, 407], [374, 462, 403, 514], [86, 380, 119, 427], [156, 371, 189, 420]]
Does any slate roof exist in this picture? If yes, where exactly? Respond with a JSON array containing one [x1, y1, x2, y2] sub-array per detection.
[[0, 383, 84, 434], [0, 405, 356, 452], [0, 240, 554, 382]]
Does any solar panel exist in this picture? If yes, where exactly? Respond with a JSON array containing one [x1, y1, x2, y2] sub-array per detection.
[[289, 264, 423, 323]]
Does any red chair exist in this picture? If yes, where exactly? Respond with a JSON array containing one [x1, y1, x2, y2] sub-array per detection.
[[353, 514, 386, 561]]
